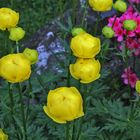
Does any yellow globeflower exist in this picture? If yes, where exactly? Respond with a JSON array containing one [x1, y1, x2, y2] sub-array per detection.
[[9, 27, 25, 41], [43, 87, 84, 124], [89, 0, 113, 12], [0, 8, 19, 30], [136, 80, 140, 94], [70, 33, 100, 58], [0, 53, 31, 83], [23, 48, 38, 64], [0, 129, 8, 140], [70, 58, 101, 84]]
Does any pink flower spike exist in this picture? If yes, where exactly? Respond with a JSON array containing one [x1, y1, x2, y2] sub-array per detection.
[[121, 67, 139, 88]]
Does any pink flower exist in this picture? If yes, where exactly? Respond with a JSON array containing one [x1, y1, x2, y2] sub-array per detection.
[[130, 0, 140, 4], [114, 26, 124, 42], [121, 67, 139, 88], [126, 38, 140, 55]]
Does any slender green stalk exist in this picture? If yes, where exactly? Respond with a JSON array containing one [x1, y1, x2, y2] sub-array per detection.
[[124, 32, 133, 99], [8, 83, 14, 112], [10, 0, 14, 8], [76, 84, 87, 140], [71, 121, 75, 140], [18, 83, 27, 140], [16, 41, 19, 53], [133, 55, 136, 72], [72, 0, 78, 25], [26, 78, 32, 121], [93, 12, 100, 35], [66, 123, 70, 140], [67, 50, 72, 87], [81, 1, 88, 28], [8, 83, 21, 140], [58, 0, 63, 15]]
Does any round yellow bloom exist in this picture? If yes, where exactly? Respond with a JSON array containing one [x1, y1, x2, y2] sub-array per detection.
[[70, 33, 101, 58], [136, 80, 140, 94], [89, 0, 113, 12], [70, 58, 101, 83], [0, 8, 19, 30], [23, 48, 38, 64], [0, 129, 8, 140], [9, 27, 25, 41], [0, 53, 31, 83], [43, 87, 84, 124]]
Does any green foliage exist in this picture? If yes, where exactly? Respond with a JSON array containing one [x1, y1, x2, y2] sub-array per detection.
[[1, 1, 140, 140]]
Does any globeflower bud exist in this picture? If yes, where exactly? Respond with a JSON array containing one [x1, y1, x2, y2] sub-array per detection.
[[9, 27, 25, 41], [0, 53, 31, 83], [43, 87, 84, 124], [23, 48, 38, 64], [123, 20, 137, 31], [89, 0, 113, 12], [0, 129, 8, 140], [71, 27, 86, 36], [70, 33, 101, 58], [136, 80, 140, 94], [70, 58, 101, 83], [114, 0, 127, 13], [102, 26, 114, 38], [0, 8, 19, 30]]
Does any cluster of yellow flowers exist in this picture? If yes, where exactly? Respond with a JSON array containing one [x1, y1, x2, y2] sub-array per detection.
[[0, 8, 25, 41], [88, 0, 128, 13], [70, 32, 101, 84], [43, 30, 101, 123], [0, 8, 38, 83]]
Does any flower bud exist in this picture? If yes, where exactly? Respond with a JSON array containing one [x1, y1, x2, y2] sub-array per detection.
[[0, 53, 31, 83], [0, 129, 8, 140], [70, 33, 101, 58], [89, 0, 113, 12], [71, 27, 86, 36], [9, 27, 25, 41], [0, 8, 19, 30], [102, 26, 114, 38], [23, 48, 38, 64], [70, 58, 101, 83], [136, 80, 140, 94], [123, 20, 137, 31], [43, 87, 84, 123], [114, 0, 127, 13]]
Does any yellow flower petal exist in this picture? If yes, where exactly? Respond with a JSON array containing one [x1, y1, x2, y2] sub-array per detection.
[[70, 33, 101, 58], [70, 58, 101, 84], [89, 0, 113, 12], [43, 87, 84, 124], [0, 53, 31, 83], [0, 8, 19, 30]]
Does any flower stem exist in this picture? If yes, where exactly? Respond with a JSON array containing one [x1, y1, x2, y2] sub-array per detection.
[[17, 83, 28, 140], [125, 32, 133, 99], [26, 78, 32, 121], [66, 123, 70, 140], [72, 0, 78, 25], [67, 50, 72, 87], [81, 1, 88, 28], [76, 84, 87, 140], [16, 41, 19, 53], [94, 12, 100, 35], [8, 83, 21, 140], [66, 122, 73, 140]]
